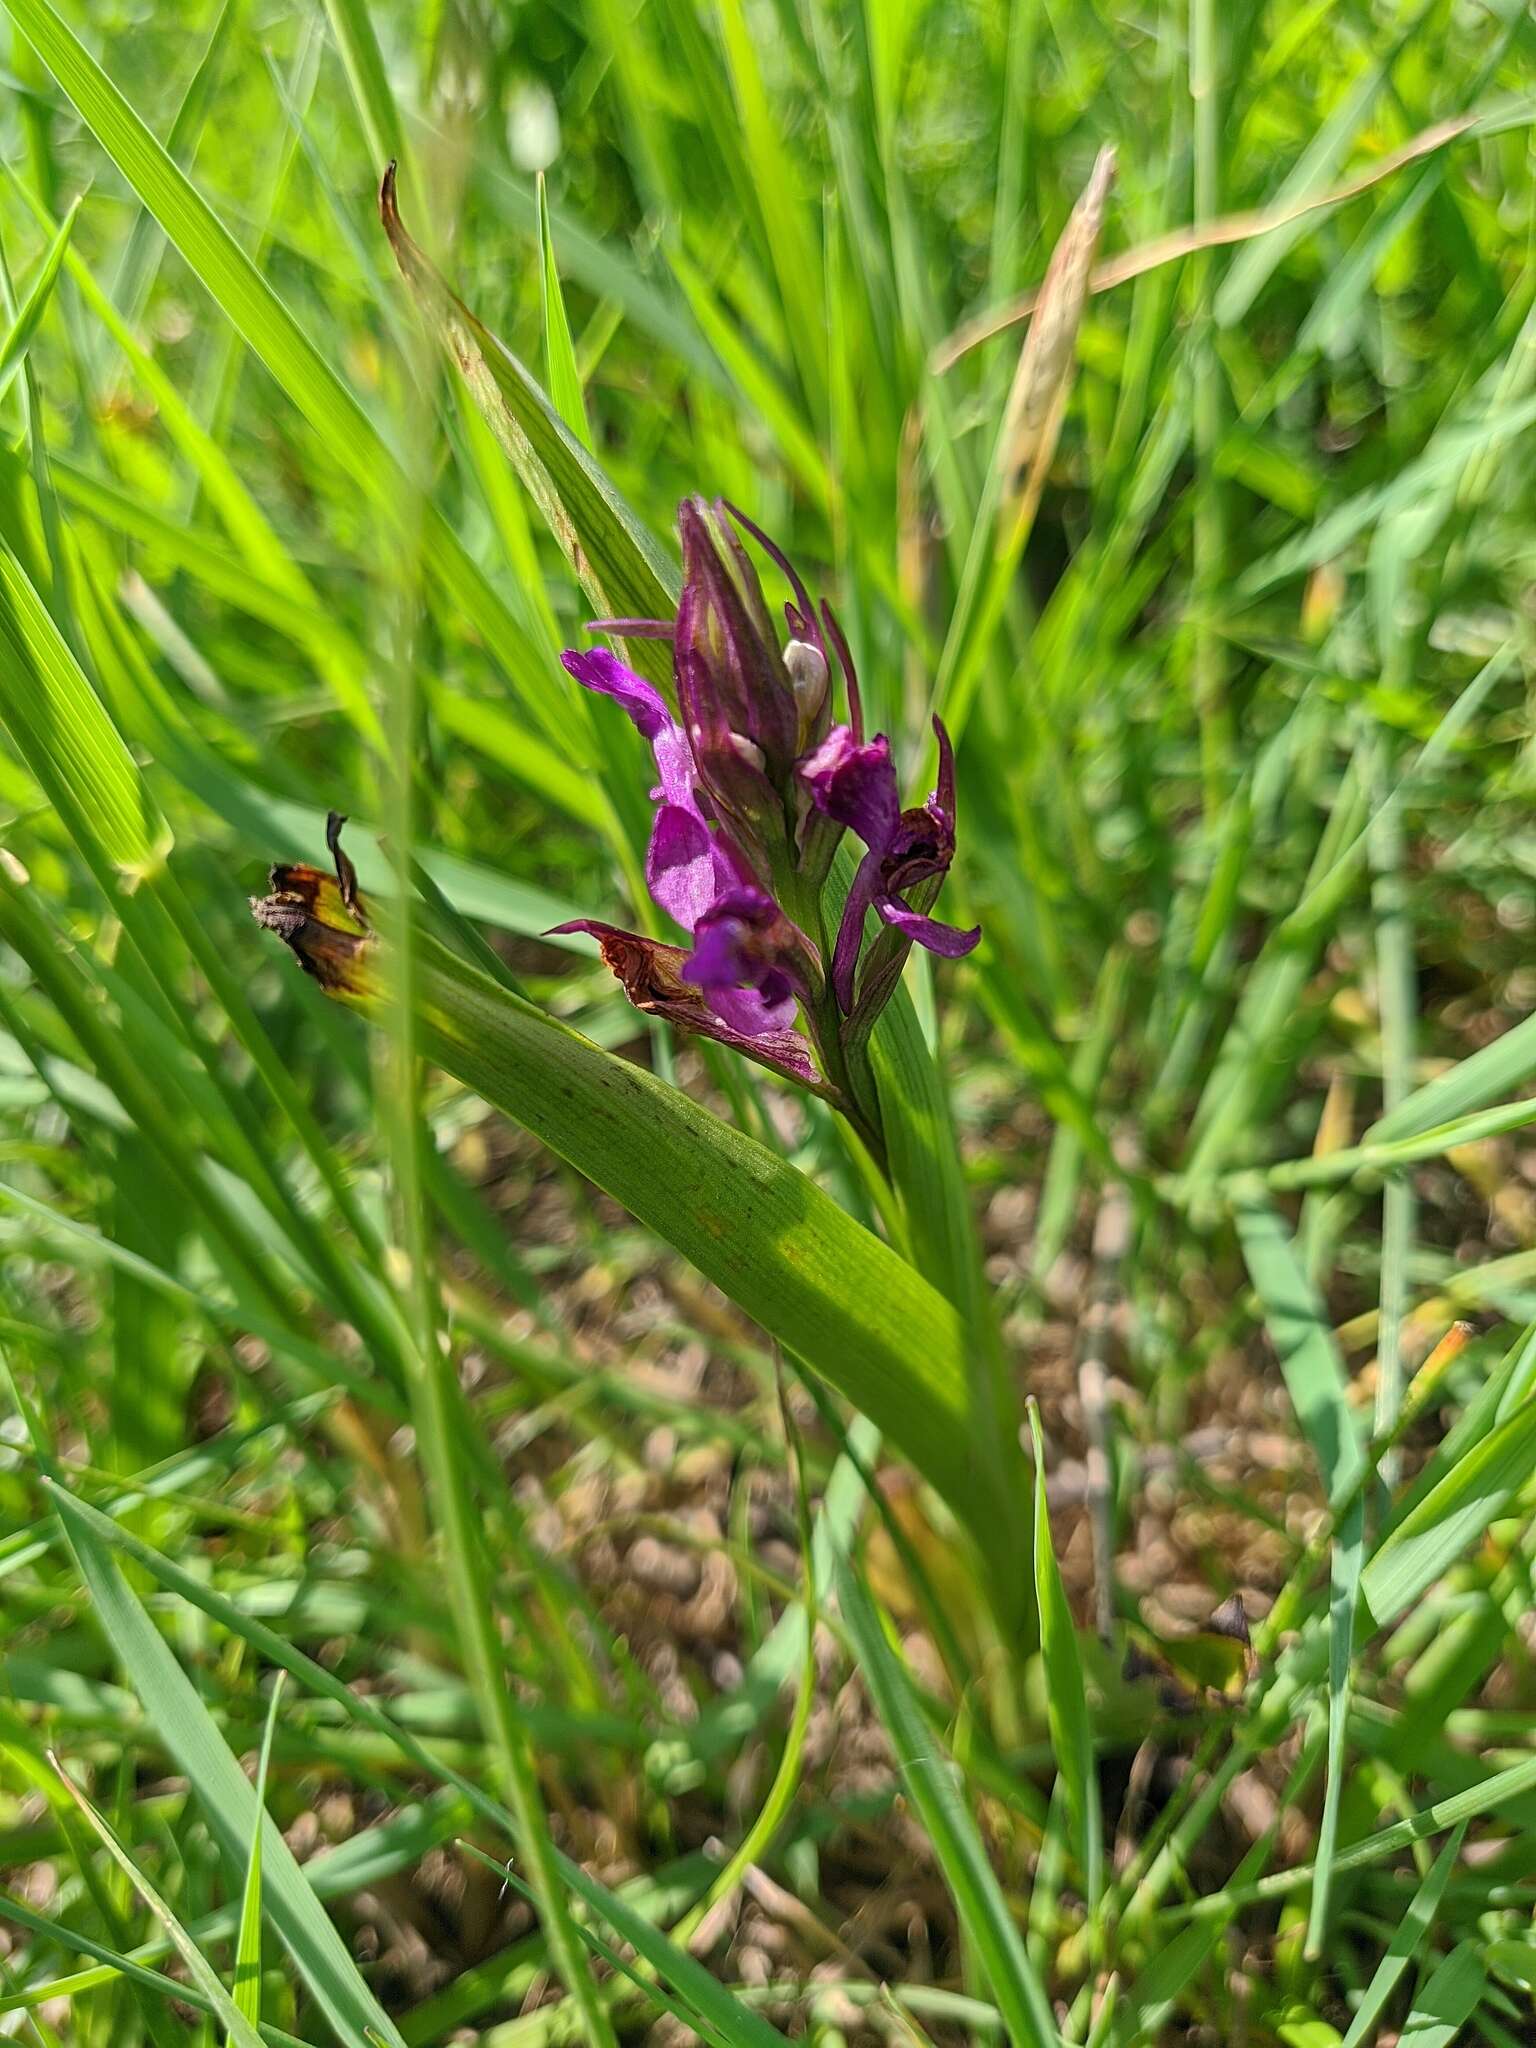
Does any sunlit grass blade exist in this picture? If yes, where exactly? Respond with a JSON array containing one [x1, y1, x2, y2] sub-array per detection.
[[0, 537, 171, 882], [1394, 1941, 1484, 2048], [834, 1555, 1060, 2048], [0, 1884, 308, 2043], [1338, 1822, 1466, 2047], [1368, 1004, 1536, 1147], [1359, 1390, 1536, 1631], [380, 164, 678, 689], [1234, 1196, 1365, 1953], [464, 1839, 789, 2048], [46, 1755, 267, 2048], [537, 172, 593, 450], [1164, 1750, 1536, 1925], [49, 1484, 411, 2048], [228, 1671, 284, 2039], [321, 0, 407, 185], [0, 193, 76, 405]]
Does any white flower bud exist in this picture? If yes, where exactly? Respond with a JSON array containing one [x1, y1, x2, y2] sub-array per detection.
[[728, 731, 766, 771], [784, 639, 828, 726]]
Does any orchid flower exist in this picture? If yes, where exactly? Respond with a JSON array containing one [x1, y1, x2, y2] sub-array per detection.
[[798, 716, 980, 1013], [561, 498, 979, 1143]]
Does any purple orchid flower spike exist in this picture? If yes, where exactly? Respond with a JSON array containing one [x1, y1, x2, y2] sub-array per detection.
[[800, 714, 981, 1012], [560, 495, 971, 1159], [559, 644, 820, 1050]]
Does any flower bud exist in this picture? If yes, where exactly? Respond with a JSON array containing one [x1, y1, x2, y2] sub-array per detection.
[[784, 638, 828, 739]]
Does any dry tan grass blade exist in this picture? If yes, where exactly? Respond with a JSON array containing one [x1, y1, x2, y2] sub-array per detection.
[[935, 111, 1484, 374], [995, 145, 1116, 552]]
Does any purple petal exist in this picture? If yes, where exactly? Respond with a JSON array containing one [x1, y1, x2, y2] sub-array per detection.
[[647, 805, 730, 932], [798, 727, 900, 853], [820, 602, 863, 742], [567, 642, 710, 829], [705, 981, 798, 1036], [831, 849, 881, 1012], [931, 714, 957, 825], [874, 897, 981, 958], [650, 720, 702, 811], [562, 648, 671, 743], [683, 912, 756, 993], [682, 884, 799, 1033]]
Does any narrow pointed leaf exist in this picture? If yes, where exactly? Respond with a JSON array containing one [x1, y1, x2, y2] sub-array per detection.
[[47, 1761, 267, 2048], [50, 1486, 409, 2048], [537, 171, 593, 449], [0, 194, 77, 404], [0, 538, 172, 881], [1360, 1391, 1536, 1631], [834, 1556, 1060, 2048], [1338, 1824, 1467, 2048], [229, 1672, 284, 2037], [1235, 1197, 1365, 1953], [379, 164, 678, 690], [1029, 1403, 1101, 1908]]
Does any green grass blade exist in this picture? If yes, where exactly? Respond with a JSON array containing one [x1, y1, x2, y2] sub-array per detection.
[[1338, 1822, 1467, 2048], [1213, 13, 1431, 327], [1234, 1094, 1536, 1192], [537, 172, 593, 450], [1234, 1196, 1366, 1956], [228, 1672, 284, 2039], [0, 537, 171, 881], [1359, 1391, 1536, 1631], [47, 1758, 267, 2048], [1395, 1941, 1484, 2048], [1028, 1402, 1102, 1912], [49, 1486, 410, 2048], [1234, 1197, 1365, 1499], [457, 1840, 784, 2048], [0, 1885, 307, 2044], [1368, 1006, 1536, 1147], [321, 0, 406, 181], [380, 165, 678, 688], [833, 1556, 1060, 2048], [0, 193, 76, 404]]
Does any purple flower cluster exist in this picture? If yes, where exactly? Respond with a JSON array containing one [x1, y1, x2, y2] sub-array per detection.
[[556, 497, 978, 1123]]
